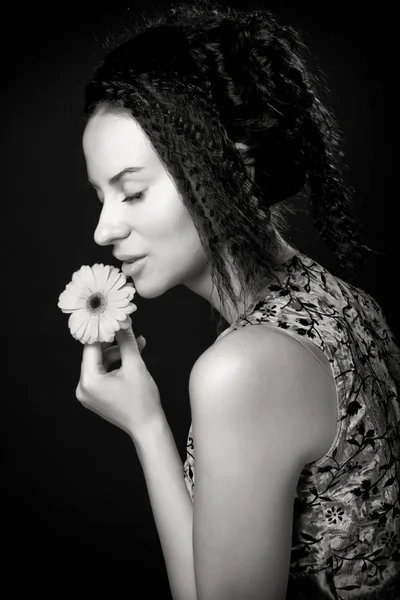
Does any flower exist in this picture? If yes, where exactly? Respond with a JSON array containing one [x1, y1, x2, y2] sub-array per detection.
[[58, 264, 137, 344]]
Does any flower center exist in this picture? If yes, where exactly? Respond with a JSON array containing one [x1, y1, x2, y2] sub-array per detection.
[[86, 292, 108, 315]]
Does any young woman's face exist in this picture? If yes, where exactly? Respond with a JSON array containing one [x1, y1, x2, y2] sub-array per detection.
[[82, 110, 210, 298]]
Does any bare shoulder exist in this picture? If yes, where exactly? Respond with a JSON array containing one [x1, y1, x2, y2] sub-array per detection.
[[188, 325, 338, 597], [190, 323, 338, 464]]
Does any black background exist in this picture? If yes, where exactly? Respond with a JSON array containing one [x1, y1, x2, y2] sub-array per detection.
[[4, 2, 398, 596]]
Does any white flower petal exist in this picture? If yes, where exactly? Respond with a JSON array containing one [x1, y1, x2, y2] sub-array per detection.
[[105, 306, 129, 321], [92, 263, 111, 292], [98, 320, 116, 343], [58, 288, 77, 301], [99, 314, 116, 335], [98, 329, 115, 343], [108, 267, 130, 292], [108, 298, 134, 308], [113, 276, 131, 292], [123, 284, 136, 298], [65, 280, 84, 292], [80, 265, 98, 292], [110, 264, 124, 278], [70, 277, 92, 298], [59, 281, 90, 306], [123, 304, 137, 315], [101, 312, 120, 333], [108, 287, 135, 302], [78, 317, 96, 344], [119, 317, 132, 329], [104, 268, 123, 294], [58, 292, 87, 311], [122, 282, 136, 296], [106, 302, 136, 316], [73, 318, 90, 343], [71, 266, 89, 285], [77, 328, 90, 344], [68, 310, 90, 335], [85, 317, 99, 345]]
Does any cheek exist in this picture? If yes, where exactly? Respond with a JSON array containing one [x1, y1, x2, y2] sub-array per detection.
[[153, 215, 206, 278], [153, 201, 201, 251]]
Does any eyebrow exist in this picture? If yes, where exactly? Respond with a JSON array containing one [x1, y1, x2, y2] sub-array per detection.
[[89, 167, 145, 188]]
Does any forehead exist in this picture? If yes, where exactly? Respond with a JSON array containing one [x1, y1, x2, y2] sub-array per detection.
[[83, 111, 156, 171]]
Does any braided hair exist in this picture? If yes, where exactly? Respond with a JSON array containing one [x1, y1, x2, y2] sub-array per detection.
[[84, 0, 380, 335]]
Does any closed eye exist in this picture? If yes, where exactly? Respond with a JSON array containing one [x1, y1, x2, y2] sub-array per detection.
[[122, 190, 147, 203], [92, 188, 148, 208]]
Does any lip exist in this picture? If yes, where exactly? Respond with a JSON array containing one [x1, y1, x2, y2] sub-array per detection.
[[122, 256, 147, 277], [115, 254, 146, 262]]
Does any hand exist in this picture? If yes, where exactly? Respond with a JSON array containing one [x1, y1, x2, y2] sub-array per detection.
[[76, 319, 163, 440]]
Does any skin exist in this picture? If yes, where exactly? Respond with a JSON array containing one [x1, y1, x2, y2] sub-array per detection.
[[82, 108, 297, 323]]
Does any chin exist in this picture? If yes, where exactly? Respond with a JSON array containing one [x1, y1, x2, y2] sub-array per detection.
[[131, 275, 174, 299]]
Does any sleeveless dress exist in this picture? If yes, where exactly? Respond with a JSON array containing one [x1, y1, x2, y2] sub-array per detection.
[[183, 251, 400, 600]]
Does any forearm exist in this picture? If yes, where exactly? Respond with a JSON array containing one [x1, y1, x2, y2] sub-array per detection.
[[132, 413, 198, 600]]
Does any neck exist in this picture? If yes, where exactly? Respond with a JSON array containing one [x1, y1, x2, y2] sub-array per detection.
[[215, 237, 298, 325], [184, 234, 298, 325]]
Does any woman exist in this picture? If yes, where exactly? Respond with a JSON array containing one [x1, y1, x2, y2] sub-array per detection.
[[76, 1, 400, 598]]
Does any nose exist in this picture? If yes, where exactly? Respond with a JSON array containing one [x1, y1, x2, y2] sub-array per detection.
[[94, 212, 130, 246]]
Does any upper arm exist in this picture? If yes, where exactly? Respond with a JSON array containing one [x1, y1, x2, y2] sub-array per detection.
[[188, 328, 330, 600]]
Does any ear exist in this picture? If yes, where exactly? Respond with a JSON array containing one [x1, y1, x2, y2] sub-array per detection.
[[234, 141, 255, 181]]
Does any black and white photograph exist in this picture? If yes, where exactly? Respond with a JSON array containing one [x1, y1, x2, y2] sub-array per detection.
[[5, 1, 399, 598]]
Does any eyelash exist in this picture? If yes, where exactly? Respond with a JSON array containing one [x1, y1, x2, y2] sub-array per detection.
[[96, 190, 146, 208], [122, 190, 146, 203]]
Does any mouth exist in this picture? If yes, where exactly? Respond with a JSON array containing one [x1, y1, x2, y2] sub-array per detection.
[[115, 254, 146, 263], [122, 256, 147, 277]]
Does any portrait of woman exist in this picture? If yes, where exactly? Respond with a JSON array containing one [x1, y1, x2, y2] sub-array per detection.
[[5, 1, 399, 599]]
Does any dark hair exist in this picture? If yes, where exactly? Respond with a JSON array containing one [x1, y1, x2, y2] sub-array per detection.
[[84, 0, 380, 335]]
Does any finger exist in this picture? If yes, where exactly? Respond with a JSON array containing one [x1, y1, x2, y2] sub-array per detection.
[[137, 335, 146, 352], [115, 322, 141, 365], [104, 337, 144, 361], [101, 340, 114, 351], [102, 335, 145, 371], [81, 341, 106, 377], [103, 345, 121, 371]]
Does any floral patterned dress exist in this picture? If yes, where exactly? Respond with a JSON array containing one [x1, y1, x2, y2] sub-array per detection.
[[183, 251, 400, 599]]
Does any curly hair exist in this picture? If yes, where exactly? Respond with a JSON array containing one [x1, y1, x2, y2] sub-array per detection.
[[84, 0, 381, 335]]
